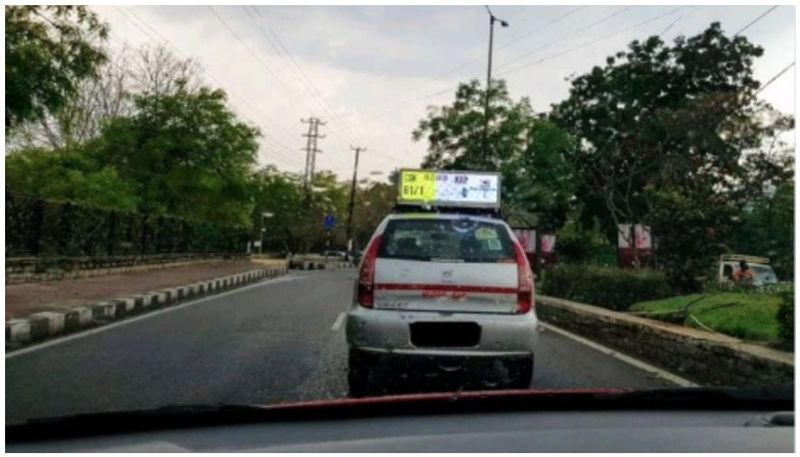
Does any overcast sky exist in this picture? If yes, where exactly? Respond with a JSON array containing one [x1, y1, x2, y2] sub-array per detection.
[[92, 4, 796, 181]]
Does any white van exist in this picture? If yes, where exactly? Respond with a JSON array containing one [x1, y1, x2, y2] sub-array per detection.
[[718, 254, 778, 287]]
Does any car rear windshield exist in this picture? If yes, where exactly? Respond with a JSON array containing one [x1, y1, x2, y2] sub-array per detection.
[[379, 218, 515, 263]]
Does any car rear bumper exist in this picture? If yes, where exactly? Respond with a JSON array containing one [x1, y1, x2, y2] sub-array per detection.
[[346, 306, 538, 357]]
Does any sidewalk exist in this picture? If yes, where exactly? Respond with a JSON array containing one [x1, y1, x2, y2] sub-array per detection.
[[6, 259, 285, 321]]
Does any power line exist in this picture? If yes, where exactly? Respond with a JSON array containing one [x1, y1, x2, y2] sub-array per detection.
[[756, 61, 795, 95], [359, 5, 779, 153], [245, 7, 342, 126], [117, 7, 299, 143], [245, 5, 330, 120], [495, 6, 587, 54], [244, 7, 410, 170], [499, 6, 685, 77], [408, 6, 589, 95], [209, 7, 364, 176], [344, 6, 685, 134], [659, 11, 686, 37], [331, 6, 637, 137], [231, 6, 368, 173], [112, 7, 305, 170], [206, 6, 318, 117], [244, 6, 375, 168], [331, 6, 593, 125], [735, 5, 779, 36], [494, 5, 635, 72]]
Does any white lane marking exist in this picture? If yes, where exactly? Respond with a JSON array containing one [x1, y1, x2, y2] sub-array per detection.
[[539, 322, 699, 388], [6, 275, 304, 359], [331, 312, 346, 331]]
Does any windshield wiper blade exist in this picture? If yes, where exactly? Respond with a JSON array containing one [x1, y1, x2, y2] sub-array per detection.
[[8, 403, 271, 429], [7, 402, 275, 442], [7, 387, 793, 443], [615, 386, 794, 403]]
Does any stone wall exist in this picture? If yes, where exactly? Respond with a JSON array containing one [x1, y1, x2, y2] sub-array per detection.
[[6, 253, 247, 284], [537, 295, 794, 387]]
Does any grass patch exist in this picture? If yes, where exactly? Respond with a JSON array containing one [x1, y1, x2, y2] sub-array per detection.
[[630, 292, 782, 342]]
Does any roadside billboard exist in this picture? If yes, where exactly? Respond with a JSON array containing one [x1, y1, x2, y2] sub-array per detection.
[[513, 229, 536, 254], [541, 234, 557, 265], [512, 230, 558, 267], [618, 224, 654, 268], [513, 228, 536, 267]]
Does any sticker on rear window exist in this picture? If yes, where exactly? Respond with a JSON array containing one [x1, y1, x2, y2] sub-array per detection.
[[475, 227, 498, 240], [487, 239, 502, 250]]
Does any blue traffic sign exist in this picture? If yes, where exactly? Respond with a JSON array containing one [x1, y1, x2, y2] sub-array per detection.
[[324, 214, 336, 231]]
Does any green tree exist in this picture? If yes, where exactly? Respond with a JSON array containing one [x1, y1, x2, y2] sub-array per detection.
[[250, 166, 305, 252], [8, 43, 201, 151], [555, 216, 616, 265], [503, 119, 576, 233], [6, 146, 138, 210], [729, 180, 795, 280], [352, 181, 396, 249], [414, 79, 531, 172], [304, 171, 350, 252], [5, 6, 108, 130], [93, 84, 260, 227], [552, 23, 793, 290], [413, 79, 576, 234]]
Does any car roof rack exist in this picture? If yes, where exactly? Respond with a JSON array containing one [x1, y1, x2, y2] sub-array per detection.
[[720, 254, 770, 264]]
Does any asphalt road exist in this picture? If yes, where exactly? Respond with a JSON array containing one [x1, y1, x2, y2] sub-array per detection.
[[6, 269, 674, 423]]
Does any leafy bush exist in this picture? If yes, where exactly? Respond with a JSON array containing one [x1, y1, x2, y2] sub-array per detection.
[[555, 219, 616, 266], [776, 287, 794, 350], [539, 264, 673, 311]]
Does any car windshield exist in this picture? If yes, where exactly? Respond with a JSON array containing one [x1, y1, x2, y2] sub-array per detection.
[[751, 265, 776, 276], [379, 218, 515, 262], [4, 2, 795, 440]]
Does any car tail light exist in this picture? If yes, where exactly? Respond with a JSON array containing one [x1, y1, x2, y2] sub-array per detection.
[[358, 235, 383, 308], [513, 241, 534, 314]]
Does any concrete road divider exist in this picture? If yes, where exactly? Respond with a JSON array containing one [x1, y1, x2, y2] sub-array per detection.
[[5, 266, 287, 350], [537, 295, 793, 387], [289, 260, 353, 270]]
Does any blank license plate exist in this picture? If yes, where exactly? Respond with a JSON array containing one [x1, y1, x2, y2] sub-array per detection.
[[409, 322, 481, 347]]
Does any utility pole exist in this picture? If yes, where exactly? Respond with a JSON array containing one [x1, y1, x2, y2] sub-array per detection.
[[300, 117, 325, 254], [346, 146, 366, 257], [301, 117, 326, 207], [301, 119, 314, 195], [482, 6, 508, 169]]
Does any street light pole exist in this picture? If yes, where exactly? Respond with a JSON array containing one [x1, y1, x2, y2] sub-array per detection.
[[260, 212, 274, 255], [346, 146, 366, 258], [482, 6, 508, 169], [763, 182, 776, 257]]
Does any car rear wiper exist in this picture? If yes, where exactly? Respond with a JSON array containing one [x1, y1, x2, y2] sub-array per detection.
[[430, 257, 465, 263]]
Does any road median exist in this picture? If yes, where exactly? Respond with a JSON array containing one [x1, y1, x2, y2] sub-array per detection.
[[6, 267, 287, 351], [289, 258, 353, 270], [537, 295, 793, 387]]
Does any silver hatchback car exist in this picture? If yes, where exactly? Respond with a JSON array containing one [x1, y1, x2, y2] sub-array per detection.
[[346, 212, 538, 396]]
